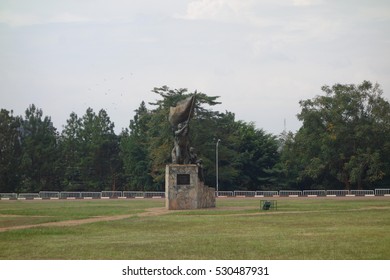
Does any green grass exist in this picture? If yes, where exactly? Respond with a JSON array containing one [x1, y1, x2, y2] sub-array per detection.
[[0, 197, 389, 259]]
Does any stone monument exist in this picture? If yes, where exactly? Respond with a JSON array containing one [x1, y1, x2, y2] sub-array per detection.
[[165, 94, 215, 210]]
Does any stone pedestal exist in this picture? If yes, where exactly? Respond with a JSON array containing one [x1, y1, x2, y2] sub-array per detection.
[[165, 164, 215, 210]]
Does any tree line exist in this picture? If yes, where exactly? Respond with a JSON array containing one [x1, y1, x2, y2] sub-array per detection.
[[1, 81, 389, 193]]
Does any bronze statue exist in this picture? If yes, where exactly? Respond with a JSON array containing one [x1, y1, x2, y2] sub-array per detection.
[[171, 120, 190, 164], [168, 94, 204, 180], [169, 96, 195, 165]]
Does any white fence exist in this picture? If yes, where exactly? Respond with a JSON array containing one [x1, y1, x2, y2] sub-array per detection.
[[326, 190, 349, 196], [375, 189, 390, 196], [101, 191, 122, 198], [123, 191, 144, 198], [279, 190, 303, 197], [216, 191, 234, 197], [17, 193, 40, 199], [1, 188, 389, 200], [255, 191, 278, 197], [0, 193, 17, 199], [81, 192, 102, 199], [59, 192, 82, 199], [39, 191, 60, 199], [144, 192, 165, 198], [303, 190, 326, 196], [350, 190, 375, 196], [233, 191, 256, 197]]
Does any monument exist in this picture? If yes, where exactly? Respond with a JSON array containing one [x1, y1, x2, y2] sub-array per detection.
[[165, 94, 215, 210]]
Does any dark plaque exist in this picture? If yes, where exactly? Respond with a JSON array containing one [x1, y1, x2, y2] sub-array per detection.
[[177, 174, 190, 185]]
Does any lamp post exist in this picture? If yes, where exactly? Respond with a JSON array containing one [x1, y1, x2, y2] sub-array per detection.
[[216, 138, 221, 197]]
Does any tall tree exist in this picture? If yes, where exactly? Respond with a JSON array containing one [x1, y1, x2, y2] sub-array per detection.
[[19, 105, 59, 192], [292, 81, 390, 189], [120, 101, 154, 190], [0, 109, 22, 192], [232, 121, 279, 190], [59, 112, 83, 190], [60, 108, 120, 191]]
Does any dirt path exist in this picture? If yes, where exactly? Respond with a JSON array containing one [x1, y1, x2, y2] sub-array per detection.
[[2, 204, 389, 232], [0, 206, 253, 232], [0, 207, 170, 233]]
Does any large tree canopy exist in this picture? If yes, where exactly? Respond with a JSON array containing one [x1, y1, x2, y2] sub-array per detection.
[[282, 81, 390, 189], [59, 108, 121, 191], [1, 82, 389, 193], [0, 109, 22, 192], [18, 105, 59, 192], [120, 86, 279, 191]]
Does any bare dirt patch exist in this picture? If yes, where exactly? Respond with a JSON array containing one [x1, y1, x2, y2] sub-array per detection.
[[0, 214, 52, 218], [138, 207, 170, 217], [0, 207, 170, 233], [0, 206, 266, 232]]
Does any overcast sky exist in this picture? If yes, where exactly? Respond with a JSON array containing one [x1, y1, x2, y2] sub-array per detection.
[[1, 0, 389, 135]]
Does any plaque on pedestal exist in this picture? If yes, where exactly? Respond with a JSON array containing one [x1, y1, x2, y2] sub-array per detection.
[[165, 164, 215, 210]]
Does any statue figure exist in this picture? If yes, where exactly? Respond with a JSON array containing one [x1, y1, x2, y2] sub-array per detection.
[[168, 94, 205, 181], [169, 96, 195, 164], [171, 121, 190, 164]]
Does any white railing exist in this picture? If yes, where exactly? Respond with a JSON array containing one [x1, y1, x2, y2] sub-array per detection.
[[122, 191, 144, 198], [303, 190, 326, 196], [374, 189, 390, 196], [39, 191, 60, 199], [59, 192, 82, 199], [1, 189, 389, 200], [216, 191, 234, 197], [17, 193, 40, 199], [255, 191, 278, 197], [279, 190, 302, 197], [233, 191, 256, 197], [0, 193, 18, 199], [144, 192, 165, 198], [350, 190, 375, 196], [101, 191, 123, 198], [81, 192, 102, 199], [326, 190, 349, 196]]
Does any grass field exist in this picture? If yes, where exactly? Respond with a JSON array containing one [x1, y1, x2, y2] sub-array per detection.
[[0, 197, 389, 260]]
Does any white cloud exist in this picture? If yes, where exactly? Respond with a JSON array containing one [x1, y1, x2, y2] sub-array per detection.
[[179, 0, 323, 23], [0, 10, 91, 27], [178, 0, 254, 22], [0, 10, 40, 26], [48, 13, 90, 24], [292, 0, 322, 6]]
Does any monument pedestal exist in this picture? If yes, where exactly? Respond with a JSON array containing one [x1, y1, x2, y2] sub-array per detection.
[[165, 164, 215, 210]]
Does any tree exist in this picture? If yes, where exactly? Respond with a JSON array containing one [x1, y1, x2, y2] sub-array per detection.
[[120, 101, 154, 190], [19, 105, 59, 192], [0, 109, 22, 192], [60, 108, 121, 191], [291, 81, 390, 189], [59, 112, 83, 190], [232, 121, 279, 190], [191, 110, 240, 190]]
